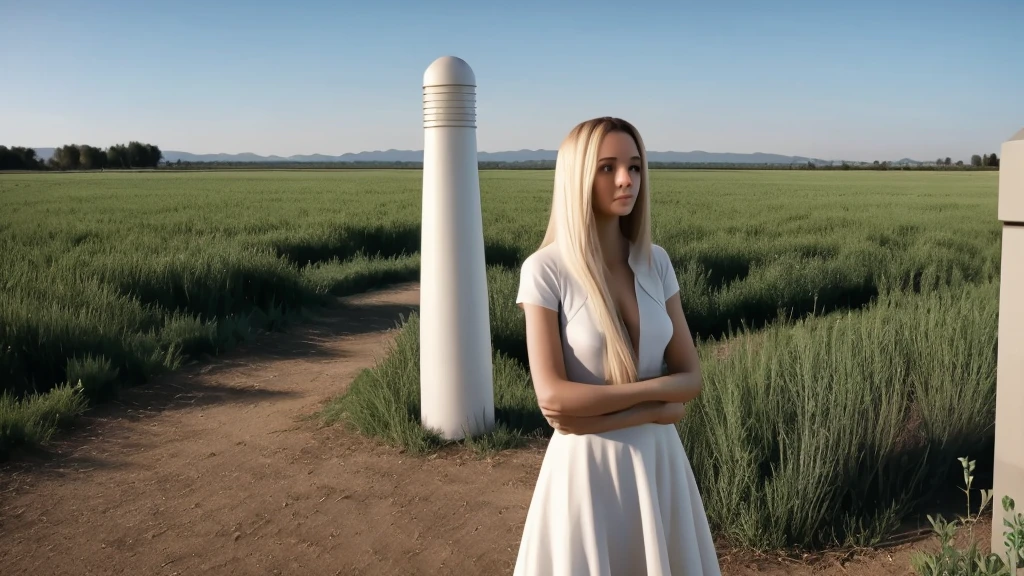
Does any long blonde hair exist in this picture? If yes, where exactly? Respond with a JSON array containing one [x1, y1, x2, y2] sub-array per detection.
[[539, 117, 653, 385]]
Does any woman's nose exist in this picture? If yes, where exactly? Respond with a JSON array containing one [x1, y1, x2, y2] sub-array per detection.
[[617, 168, 632, 187]]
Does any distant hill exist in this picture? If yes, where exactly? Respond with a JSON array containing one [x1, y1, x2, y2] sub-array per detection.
[[159, 148, 844, 165], [27, 146, 921, 166]]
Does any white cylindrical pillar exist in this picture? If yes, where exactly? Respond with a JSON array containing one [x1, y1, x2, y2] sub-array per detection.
[[419, 56, 495, 440], [993, 127, 1024, 552]]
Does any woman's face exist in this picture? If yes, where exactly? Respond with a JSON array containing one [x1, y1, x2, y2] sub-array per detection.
[[592, 130, 642, 219]]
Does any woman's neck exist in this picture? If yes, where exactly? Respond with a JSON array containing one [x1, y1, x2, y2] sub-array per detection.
[[594, 215, 629, 271]]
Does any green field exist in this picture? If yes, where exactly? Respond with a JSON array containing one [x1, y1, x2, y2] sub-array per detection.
[[0, 169, 1003, 551]]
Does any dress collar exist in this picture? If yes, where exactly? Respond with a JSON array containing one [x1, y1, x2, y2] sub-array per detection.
[[626, 241, 662, 302]]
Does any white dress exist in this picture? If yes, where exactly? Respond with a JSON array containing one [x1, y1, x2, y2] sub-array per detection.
[[513, 240, 721, 576]]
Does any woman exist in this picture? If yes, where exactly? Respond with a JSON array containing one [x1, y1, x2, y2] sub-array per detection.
[[513, 117, 721, 575]]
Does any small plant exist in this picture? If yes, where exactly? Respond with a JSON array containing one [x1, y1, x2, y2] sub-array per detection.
[[910, 456, 1024, 576], [959, 456, 995, 539], [1001, 496, 1024, 573]]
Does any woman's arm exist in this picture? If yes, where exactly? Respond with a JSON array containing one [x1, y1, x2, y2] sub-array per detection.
[[538, 372, 701, 417], [544, 401, 664, 435], [654, 290, 705, 419], [521, 303, 702, 418], [662, 291, 702, 379], [545, 400, 689, 435]]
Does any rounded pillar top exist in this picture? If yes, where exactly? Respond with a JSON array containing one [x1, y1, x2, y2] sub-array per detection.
[[423, 56, 475, 88]]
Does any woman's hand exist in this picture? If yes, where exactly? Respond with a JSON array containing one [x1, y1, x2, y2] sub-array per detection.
[[542, 406, 607, 434], [544, 411, 586, 435], [653, 402, 686, 425]]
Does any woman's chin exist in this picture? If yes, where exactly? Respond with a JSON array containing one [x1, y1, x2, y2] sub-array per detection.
[[594, 203, 636, 219]]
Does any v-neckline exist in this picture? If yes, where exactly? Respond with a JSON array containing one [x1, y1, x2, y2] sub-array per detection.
[[624, 240, 664, 366], [630, 271, 642, 361], [623, 242, 643, 362]]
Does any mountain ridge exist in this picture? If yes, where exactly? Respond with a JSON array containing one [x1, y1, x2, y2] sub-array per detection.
[[164, 148, 846, 164], [27, 147, 923, 165]]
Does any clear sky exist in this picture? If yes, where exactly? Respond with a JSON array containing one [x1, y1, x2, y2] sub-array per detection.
[[2, 0, 1021, 162]]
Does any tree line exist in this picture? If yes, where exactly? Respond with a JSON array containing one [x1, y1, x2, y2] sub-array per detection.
[[0, 147, 44, 170], [159, 158, 1003, 171], [932, 154, 1001, 168], [1, 144, 1003, 172], [114, 153, 1009, 171], [0, 142, 162, 171]]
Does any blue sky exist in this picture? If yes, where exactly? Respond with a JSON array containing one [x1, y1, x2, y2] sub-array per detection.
[[2, 0, 1021, 162]]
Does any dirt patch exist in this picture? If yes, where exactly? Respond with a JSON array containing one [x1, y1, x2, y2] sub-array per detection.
[[0, 281, 996, 575]]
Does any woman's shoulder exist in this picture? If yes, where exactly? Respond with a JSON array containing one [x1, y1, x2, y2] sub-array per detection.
[[647, 243, 675, 273], [516, 243, 565, 311], [520, 243, 563, 276], [649, 242, 671, 263], [646, 242, 680, 299]]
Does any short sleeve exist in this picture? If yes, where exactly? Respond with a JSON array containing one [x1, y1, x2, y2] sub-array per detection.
[[516, 252, 560, 311], [653, 245, 680, 300]]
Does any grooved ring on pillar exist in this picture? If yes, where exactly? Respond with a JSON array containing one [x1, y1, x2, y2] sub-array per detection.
[[423, 85, 476, 128]]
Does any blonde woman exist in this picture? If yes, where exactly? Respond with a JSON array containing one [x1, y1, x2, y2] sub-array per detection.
[[513, 117, 721, 575]]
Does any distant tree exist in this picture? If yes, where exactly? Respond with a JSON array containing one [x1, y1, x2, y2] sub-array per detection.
[[148, 143, 162, 166], [127, 141, 147, 166], [956, 160, 964, 167], [49, 144, 83, 170], [971, 154, 983, 167], [77, 144, 107, 170], [944, 157, 951, 166], [0, 146, 44, 170], [986, 153, 1000, 167], [125, 141, 162, 168], [107, 144, 128, 168]]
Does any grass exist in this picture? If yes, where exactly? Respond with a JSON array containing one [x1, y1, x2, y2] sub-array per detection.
[[682, 280, 1000, 550], [0, 168, 1004, 552], [1, 170, 428, 458], [319, 310, 544, 458], [0, 381, 88, 458]]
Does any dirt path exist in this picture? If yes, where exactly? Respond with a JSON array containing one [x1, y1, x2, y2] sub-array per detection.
[[0, 282, 976, 575]]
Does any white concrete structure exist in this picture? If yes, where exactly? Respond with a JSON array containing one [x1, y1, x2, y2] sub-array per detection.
[[993, 127, 1024, 552], [418, 56, 495, 440]]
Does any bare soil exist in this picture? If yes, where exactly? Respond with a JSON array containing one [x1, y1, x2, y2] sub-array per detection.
[[0, 282, 997, 575]]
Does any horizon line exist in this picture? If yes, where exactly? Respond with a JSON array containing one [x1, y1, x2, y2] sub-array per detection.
[[17, 144, 999, 164]]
